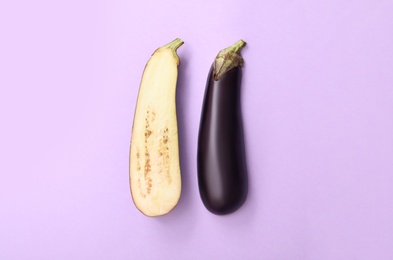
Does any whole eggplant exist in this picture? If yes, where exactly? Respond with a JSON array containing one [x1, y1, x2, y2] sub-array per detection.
[[197, 40, 248, 215]]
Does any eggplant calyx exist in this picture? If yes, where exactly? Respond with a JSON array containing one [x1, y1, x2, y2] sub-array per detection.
[[213, 39, 246, 81]]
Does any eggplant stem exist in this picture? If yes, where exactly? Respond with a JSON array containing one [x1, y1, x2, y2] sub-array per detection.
[[153, 38, 184, 65], [161, 38, 184, 51], [213, 39, 246, 81], [228, 39, 246, 54]]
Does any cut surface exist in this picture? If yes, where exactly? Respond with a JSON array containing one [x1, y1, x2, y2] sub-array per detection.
[[130, 49, 181, 217]]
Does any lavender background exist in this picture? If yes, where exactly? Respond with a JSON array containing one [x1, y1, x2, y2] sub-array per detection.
[[1, 0, 393, 259]]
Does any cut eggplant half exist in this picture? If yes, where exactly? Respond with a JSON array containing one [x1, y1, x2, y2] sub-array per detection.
[[130, 38, 183, 217]]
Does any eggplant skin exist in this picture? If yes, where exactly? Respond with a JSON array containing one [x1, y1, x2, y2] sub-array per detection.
[[197, 65, 248, 215]]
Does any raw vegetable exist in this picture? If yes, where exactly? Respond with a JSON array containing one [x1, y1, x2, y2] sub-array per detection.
[[129, 38, 183, 217], [197, 40, 248, 215]]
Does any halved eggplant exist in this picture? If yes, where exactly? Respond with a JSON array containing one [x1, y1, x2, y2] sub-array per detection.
[[197, 40, 248, 215], [130, 39, 183, 217]]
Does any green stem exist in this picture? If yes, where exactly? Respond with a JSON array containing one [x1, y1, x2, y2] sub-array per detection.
[[161, 38, 184, 51], [153, 38, 184, 65], [225, 39, 246, 54]]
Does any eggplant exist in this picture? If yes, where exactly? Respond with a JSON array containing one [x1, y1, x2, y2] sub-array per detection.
[[197, 40, 248, 215], [130, 39, 183, 217]]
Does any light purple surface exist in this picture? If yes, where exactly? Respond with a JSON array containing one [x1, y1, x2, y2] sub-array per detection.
[[1, 0, 393, 259]]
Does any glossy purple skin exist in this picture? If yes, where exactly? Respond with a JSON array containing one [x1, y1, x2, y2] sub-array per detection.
[[197, 65, 248, 215]]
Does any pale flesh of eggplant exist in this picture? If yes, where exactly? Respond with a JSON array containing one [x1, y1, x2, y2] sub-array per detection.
[[197, 40, 248, 215], [130, 39, 183, 217]]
